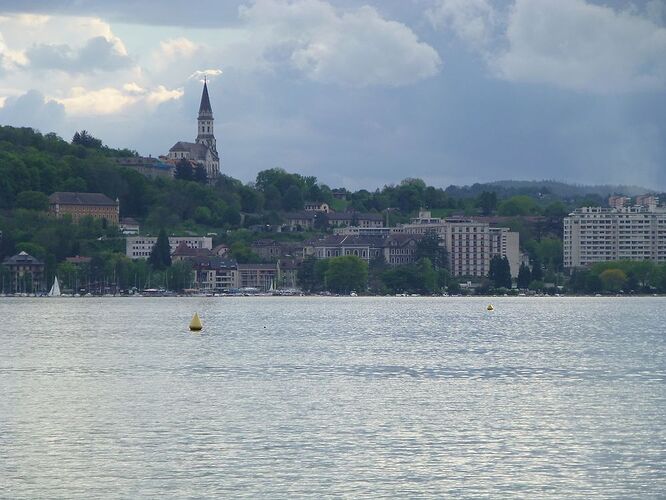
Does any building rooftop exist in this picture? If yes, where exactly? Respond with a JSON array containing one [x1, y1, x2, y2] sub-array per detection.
[[49, 192, 118, 206], [2, 251, 44, 266]]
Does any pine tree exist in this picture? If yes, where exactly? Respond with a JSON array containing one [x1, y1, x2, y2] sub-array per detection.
[[489, 255, 512, 289], [517, 262, 531, 289], [149, 229, 171, 270]]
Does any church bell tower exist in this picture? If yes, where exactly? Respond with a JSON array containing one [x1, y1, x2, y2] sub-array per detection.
[[195, 78, 216, 153]]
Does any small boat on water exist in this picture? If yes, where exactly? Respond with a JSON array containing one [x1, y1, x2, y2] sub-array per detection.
[[47, 276, 61, 297]]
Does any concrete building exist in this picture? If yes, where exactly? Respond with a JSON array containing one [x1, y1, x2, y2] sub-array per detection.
[[563, 206, 666, 268], [608, 195, 630, 209], [390, 211, 520, 277], [635, 194, 659, 211], [126, 236, 213, 259], [237, 263, 279, 291], [49, 192, 119, 225], [192, 257, 237, 292], [167, 80, 219, 180]]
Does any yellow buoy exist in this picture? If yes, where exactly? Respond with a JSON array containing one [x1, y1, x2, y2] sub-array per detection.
[[487, 304, 494, 311], [189, 312, 203, 331]]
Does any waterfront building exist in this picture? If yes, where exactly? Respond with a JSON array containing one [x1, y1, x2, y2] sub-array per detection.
[[192, 257, 237, 292], [2, 251, 45, 293], [563, 206, 666, 268], [167, 80, 219, 180], [237, 263, 279, 291], [126, 236, 213, 259], [49, 192, 119, 225], [304, 233, 423, 266]]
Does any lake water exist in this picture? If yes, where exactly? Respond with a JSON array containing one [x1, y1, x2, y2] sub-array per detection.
[[1, 297, 665, 498]]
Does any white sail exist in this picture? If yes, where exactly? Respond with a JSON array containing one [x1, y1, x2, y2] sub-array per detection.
[[48, 276, 61, 297]]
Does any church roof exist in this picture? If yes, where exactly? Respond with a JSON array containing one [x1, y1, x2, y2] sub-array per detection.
[[198, 81, 212, 116], [169, 141, 211, 160]]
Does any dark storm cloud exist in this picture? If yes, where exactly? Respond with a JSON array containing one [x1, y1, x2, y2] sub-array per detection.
[[26, 36, 132, 73], [0, 90, 66, 132]]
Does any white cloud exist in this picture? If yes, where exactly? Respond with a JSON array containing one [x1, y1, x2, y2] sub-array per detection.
[[189, 68, 223, 82], [491, 0, 666, 93], [237, 0, 441, 86], [53, 84, 183, 116], [426, 0, 497, 49], [159, 37, 198, 59]]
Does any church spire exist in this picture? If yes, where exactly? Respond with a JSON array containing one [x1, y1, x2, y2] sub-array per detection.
[[198, 79, 212, 117]]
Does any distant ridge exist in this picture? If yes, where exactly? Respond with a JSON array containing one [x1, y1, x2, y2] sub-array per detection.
[[445, 180, 653, 198]]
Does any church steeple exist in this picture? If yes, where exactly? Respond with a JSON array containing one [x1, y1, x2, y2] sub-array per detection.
[[198, 79, 212, 117], [196, 79, 216, 153]]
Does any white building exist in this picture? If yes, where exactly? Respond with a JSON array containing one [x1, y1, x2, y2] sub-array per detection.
[[564, 206, 666, 268], [395, 212, 521, 278], [126, 236, 213, 259]]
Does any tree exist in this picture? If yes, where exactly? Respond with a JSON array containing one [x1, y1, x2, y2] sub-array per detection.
[[174, 159, 194, 181], [72, 130, 102, 149], [194, 165, 208, 184], [489, 255, 512, 289], [324, 255, 368, 294], [148, 229, 171, 270], [477, 191, 498, 215], [414, 231, 448, 269], [599, 268, 627, 292], [531, 256, 543, 281], [498, 195, 539, 216], [282, 184, 304, 211], [297, 255, 318, 292], [16, 191, 49, 211], [517, 262, 531, 289]]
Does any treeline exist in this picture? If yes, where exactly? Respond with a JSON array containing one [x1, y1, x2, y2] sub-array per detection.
[[569, 261, 666, 294]]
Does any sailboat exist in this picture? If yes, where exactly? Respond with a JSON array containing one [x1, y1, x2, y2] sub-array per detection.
[[48, 276, 61, 297]]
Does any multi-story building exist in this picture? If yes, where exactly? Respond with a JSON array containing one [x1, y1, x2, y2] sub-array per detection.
[[304, 234, 423, 266], [49, 192, 119, 225], [608, 195, 630, 209], [192, 257, 238, 292], [2, 251, 45, 293], [563, 206, 666, 268], [126, 236, 213, 259], [237, 263, 279, 291], [635, 194, 659, 211], [394, 212, 520, 278]]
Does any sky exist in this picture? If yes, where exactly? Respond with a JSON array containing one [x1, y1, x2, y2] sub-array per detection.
[[0, 0, 665, 190]]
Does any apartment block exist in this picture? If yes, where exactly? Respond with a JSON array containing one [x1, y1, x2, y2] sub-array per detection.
[[563, 206, 666, 268], [126, 236, 213, 259]]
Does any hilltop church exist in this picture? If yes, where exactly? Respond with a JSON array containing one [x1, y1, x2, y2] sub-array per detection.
[[167, 80, 220, 180]]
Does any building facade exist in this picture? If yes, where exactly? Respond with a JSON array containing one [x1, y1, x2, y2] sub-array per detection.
[[167, 80, 219, 180], [126, 236, 213, 259], [49, 192, 119, 225], [563, 206, 666, 268], [2, 251, 45, 293]]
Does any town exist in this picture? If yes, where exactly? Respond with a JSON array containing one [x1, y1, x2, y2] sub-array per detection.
[[1, 83, 665, 296]]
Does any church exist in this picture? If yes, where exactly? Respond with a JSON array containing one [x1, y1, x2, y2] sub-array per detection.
[[167, 80, 220, 180]]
